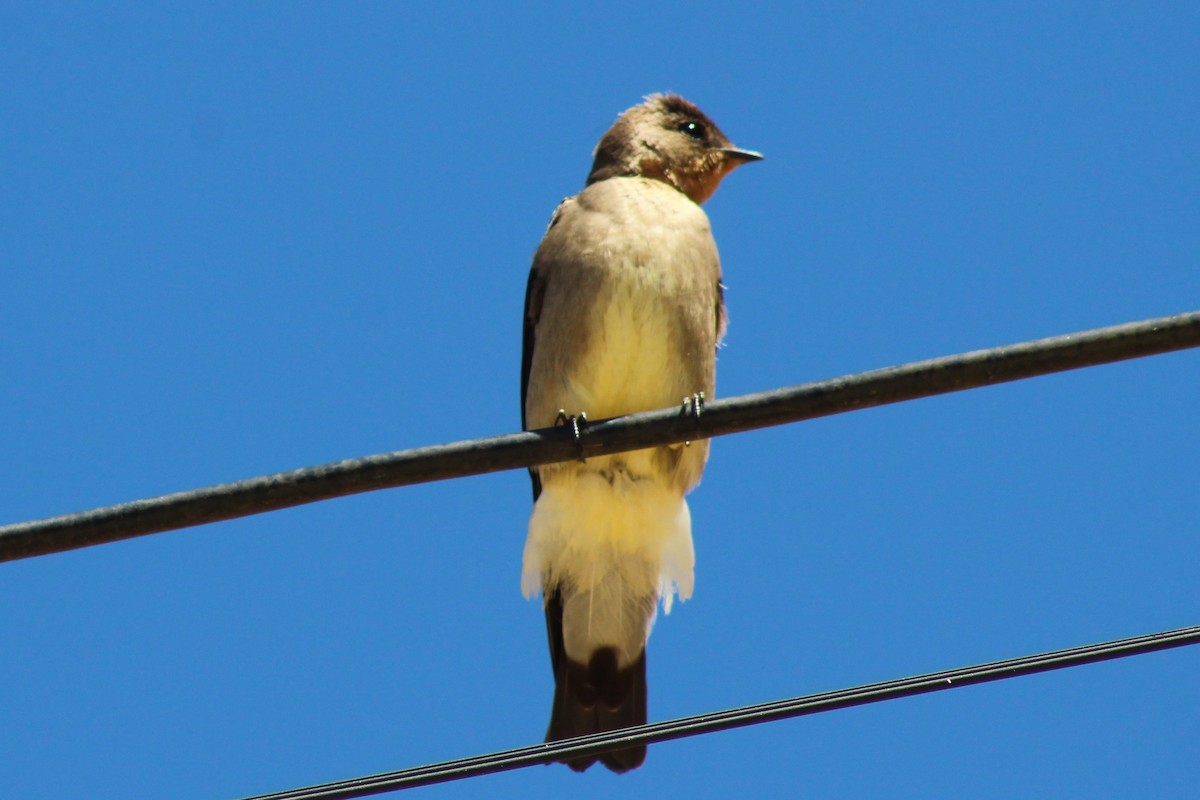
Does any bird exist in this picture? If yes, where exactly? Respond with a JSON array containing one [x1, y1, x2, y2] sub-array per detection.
[[520, 94, 761, 772]]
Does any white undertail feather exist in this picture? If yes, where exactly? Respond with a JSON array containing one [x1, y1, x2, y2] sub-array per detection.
[[522, 469, 695, 667]]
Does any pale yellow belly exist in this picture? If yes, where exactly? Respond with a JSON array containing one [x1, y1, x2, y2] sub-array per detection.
[[560, 284, 691, 421]]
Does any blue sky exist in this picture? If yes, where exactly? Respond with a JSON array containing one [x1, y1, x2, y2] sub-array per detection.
[[2, 3, 1197, 798]]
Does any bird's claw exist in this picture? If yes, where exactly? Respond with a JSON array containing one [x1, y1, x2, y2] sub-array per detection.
[[555, 410, 588, 462], [680, 392, 705, 447]]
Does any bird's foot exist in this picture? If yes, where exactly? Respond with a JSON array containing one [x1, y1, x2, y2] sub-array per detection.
[[680, 392, 705, 447], [555, 410, 588, 462]]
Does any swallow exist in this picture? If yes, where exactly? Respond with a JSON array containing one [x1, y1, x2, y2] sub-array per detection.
[[521, 93, 760, 772]]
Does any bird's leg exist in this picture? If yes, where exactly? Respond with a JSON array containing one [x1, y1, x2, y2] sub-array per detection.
[[555, 409, 589, 462], [680, 392, 705, 447]]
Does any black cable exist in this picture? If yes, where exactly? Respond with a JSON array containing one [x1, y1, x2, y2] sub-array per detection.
[[2, 310, 1197, 563], [238, 624, 1200, 799]]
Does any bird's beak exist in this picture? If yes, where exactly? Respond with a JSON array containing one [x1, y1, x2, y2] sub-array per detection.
[[718, 147, 764, 163]]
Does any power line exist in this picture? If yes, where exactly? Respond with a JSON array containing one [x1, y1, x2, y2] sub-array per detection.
[[237, 624, 1200, 799], [2, 309, 1197, 563]]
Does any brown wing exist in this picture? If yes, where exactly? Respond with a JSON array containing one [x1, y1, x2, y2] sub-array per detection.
[[520, 263, 546, 502], [521, 202, 568, 501]]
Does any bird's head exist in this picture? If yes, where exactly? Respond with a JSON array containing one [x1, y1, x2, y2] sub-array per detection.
[[587, 94, 762, 204]]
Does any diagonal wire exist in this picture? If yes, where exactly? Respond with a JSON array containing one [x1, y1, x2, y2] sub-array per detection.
[[237, 624, 1200, 799], [2, 310, 1198, 562]]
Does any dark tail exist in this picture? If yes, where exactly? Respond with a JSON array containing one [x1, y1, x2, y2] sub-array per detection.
[[543, 590, 647, 773]]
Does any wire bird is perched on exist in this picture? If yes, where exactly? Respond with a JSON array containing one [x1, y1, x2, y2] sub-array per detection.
[[520, 94, 761, 772]]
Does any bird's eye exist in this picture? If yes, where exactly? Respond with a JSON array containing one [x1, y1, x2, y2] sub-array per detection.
[[678, 120, 706, 140]]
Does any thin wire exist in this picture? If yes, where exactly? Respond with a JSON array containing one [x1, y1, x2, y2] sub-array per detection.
[[2, 309, 1198, 562], [237, 624, 1200, 799]]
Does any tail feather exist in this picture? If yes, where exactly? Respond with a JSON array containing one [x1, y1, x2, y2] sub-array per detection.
[[543, 590, 648, 773], [525, 479, 694, 773]]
